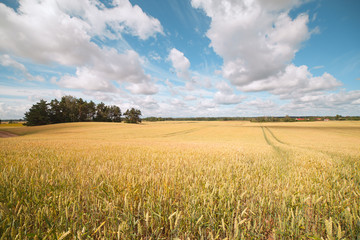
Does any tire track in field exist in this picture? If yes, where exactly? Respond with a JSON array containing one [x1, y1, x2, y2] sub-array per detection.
[[261, 126, 291, 176], [261, 126, 349, 166], [262, 125, 327, 157], [264, 127, 287, 145], [0, 131, 18, 138], [261, 126, 287, 157], [161, 126, 207, 138]]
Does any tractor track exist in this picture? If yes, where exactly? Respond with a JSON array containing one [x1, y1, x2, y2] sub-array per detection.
[[0, 131, 18, 138], [260, 125, 351, 164]]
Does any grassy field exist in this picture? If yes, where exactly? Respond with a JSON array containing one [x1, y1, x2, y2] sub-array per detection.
[[0, 121, 359, 239]]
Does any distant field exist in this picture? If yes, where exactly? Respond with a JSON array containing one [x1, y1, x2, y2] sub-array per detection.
[[0, 123, 24, 128], [1, 121, 359, 239]]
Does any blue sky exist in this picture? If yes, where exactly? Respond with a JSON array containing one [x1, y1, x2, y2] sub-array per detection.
[[0, 0, 359, 119]]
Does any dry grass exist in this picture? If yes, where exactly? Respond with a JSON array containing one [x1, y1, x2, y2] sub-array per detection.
[[0, 121, 359, 239]]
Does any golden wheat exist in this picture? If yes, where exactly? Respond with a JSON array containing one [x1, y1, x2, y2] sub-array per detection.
[[0, 121, 359, 239]]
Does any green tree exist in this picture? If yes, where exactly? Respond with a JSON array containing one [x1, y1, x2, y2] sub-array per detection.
[[59, 96, 78, 122], [24, 99, 50, 126], [123, 108, 142, 124], [283, 115, 294, 122], [335, 114, 342, 120], [49, 99, 63, 123], [86, 101, 96, 121], [95, 102, 110, 122], [77, 98, 88, 122], [109, 105, 122, 122]]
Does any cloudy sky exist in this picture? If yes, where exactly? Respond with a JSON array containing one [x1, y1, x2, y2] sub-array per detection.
[[0, 0, 359, 119]]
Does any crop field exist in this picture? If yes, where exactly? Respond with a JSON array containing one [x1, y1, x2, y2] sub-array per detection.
[[0, 121, 359, 239]]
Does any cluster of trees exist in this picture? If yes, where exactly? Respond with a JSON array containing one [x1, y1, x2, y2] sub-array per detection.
[[24, 96, 141, 126]]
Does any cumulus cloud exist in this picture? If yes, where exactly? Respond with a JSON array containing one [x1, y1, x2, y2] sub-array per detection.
[[191, 0, 343, 99], [297, 90, 360, 107], [184, 95, 197, 101], [277, 90, 360, 116], [0, 54, 26, 72], [58, 0, 163, 40], [238, 64, 342, 98], [133, 96, 159, 109], [214, 81, 245, 105], [0, 100, 30, 119], [170, 98, 187, 108], [168, 48, 191, 80], [247, 98, 277, 109], [126, 80, 159, 95], [0, 54, 44, 81], [165, 79, 180, 96], [192, 0, 310, 85], [0, 0, 163, 93], [191, 0, 347, 107], [57, 50, 158, 93], [199, 99, 216, 109]]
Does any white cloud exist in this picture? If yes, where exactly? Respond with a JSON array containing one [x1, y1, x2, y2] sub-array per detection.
[[59, 68, 116, 92], [214, 92, 244, 105], [184, 95, 197, 101], [58, 0, 163, 40], [168, 48, 191, 80], [164, 79, 180, 96], [191, 0, 323, 90], [246, 98, 277, 109], [170, 98, 187, 108], [191, 0, 347, 109], [133, 96, 159, 110], [238, 64, 342, 98], [199, 99, 216, 109], [0, 0, 163, 92], [126, 80, 159, 95], [0, 100, 30, 119], [214, 81, 245, 105], [149, 51, 162, 61], [0, 54, 26, 72], [0, 54, 44, 81], [276, 90, 360, 116], [57, 50, 154, 92], [298, 90, 360, 106], [0, 1, 100, 65]]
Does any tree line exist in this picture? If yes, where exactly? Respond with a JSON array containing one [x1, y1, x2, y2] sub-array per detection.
[[24, 96, 141, 126], [143, 115, 360, 122]]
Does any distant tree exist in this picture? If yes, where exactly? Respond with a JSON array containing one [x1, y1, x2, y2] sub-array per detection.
[[124, 108, 142, 124], [86, 101, 96, 121], [109, 105, 122, 122], [283, 115, 294, 122], [49, 99, 63, 123], [335, 114, 342, 120], [24, 99, 50, 126], [59, 96, 78, 122], [0, 119, 2, 124], [95, 102, 110, 122], [76, 98, 87, 122]]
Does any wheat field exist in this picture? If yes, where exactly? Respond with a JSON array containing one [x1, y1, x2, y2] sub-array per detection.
[[0, 121, 359, 239]]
